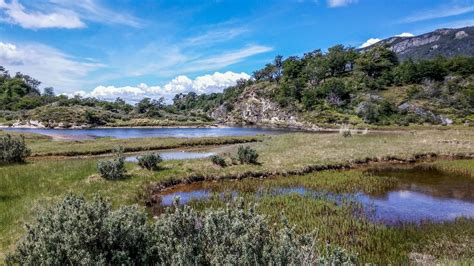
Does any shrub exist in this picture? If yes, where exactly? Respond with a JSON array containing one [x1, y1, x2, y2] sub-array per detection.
[[97, 147, 126, 180], [0, 134, 31, 164], [6, 195, 151, 265], [210, 155, 226, 167], [137, 153, 162, 171], [7, 196, 356, 265], [237, 146, 259, 164], [339, 125, 352, 137], [342, 130, 352, 138]]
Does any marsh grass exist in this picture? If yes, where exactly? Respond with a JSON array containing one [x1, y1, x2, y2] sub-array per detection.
[[431, 159, 474, 178]]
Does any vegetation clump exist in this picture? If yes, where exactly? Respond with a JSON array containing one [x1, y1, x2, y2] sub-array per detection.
[[237, 146, 259, 164], [0, 134, 30, 164], [97, 147, 126, 180], [6, 195, 355, 265], [210, 155, 227, 167], [137, 152, 162, 171]]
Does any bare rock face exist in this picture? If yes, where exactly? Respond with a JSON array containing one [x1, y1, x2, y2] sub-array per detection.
[[12, 120, 46, 128], [211, 88, 318, 129], [211, 91, 297, 126], [389, 35, 441, 54], [455, 30, 468, 40]]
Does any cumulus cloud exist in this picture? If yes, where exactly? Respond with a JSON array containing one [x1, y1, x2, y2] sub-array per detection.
[[359, 32, 415, 48], [76, 71, 251, 103], [396, 32, 414, 37], [359, 38, 381, 48], [0, 0, 85, 29], [0, 41, 103, 90], [327, 0, 358, 8]]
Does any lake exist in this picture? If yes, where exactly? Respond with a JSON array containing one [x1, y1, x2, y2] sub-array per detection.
[[2, 127, 300, 139], [155, 165, 474, 224]]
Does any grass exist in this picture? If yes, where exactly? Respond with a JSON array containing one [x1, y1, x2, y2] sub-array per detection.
[[1, 129, 474, 262], [431, 159, 474, 178], [0, 132, 262, 157]]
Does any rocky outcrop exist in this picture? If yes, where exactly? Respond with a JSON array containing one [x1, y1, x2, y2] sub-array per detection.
[[211, 88, 319, 129]]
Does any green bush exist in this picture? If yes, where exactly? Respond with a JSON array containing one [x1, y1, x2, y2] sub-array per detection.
[[342, 130, 352, 138], [0, 134, 31, 164], [137, 152, 162, 171], [237, 146, 259, 164], [6, 195, 151, 265], [7, 195, 356, 265], [210, 155, 226, 167], [97, 147, 126, 180]]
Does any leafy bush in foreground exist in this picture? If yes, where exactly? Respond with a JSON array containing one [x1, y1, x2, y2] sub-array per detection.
[[6, 195, 150, 265], [237, 146, 259, 164], [0, 134, 31, 164], [210, 155, 226, 167], [97, 147, 126, 179], [137, 152, 162, 170], [7, 195, 355, 265]]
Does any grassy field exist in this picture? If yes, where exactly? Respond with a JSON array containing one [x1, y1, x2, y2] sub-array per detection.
[[0, 129, 473, 262], [0, 130, 261, 156]]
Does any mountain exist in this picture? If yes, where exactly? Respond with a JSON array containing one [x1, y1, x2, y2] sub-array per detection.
[[363, 26, 474, 61]]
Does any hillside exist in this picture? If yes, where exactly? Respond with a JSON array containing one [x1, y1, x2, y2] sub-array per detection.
[[1, 27, 473, 129], [363, 26, 474, 61], [175, 27, 474, 129]]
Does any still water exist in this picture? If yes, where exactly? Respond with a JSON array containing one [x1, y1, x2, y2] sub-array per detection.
[[125, 151, 215, 162], [3, 127, 298, 139], [156, 165, 474, 224]]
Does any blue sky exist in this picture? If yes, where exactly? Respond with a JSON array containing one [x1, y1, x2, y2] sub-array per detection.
[[1, 0, 473, 101]]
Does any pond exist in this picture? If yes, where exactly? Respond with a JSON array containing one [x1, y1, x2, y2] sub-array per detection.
[[125, 151, 215, 162], [156, 165, 474, 224], [3, 127, 301, 139]]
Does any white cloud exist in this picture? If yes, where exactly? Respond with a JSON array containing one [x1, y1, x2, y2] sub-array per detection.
[[327, 0, 358, 8], [0, 0, 85, 29], [359, 38, 381, 48], [435, 19, 474, 29], [0, 0, 142, 29], [49, 0, 143, 28], [395, 32, 414, 37], [179, 45, 273, 74], [79, 71, 251, 103], [0, 41, 103, 90], [184, 27, 249, 47], [116, 43, 272, 80], [401, 4, 474, 23], [359, 32, 415, 48]]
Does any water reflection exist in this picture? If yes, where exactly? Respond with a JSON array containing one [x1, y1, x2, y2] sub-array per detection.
[[126, 151, 215, 162], [3, 127, 300, 139], [156, 165, 474, 224]]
